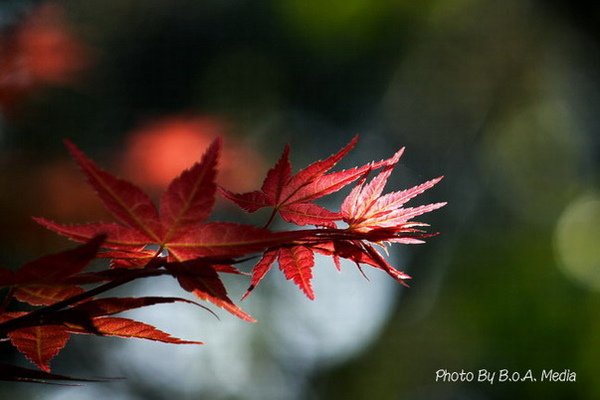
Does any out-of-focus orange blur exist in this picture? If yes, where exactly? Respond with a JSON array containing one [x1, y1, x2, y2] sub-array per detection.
[[121, 115, 264, 193], [0, 2, 90, 113]]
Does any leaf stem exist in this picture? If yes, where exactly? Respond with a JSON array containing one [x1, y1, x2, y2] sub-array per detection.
[[0, 268, 168, 335], [0, 226, 415, 335], [262, 208, 278, 229], [0, 288, 14, 313]]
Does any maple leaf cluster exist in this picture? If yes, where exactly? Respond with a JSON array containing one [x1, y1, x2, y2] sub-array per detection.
[[0, 136, 445, 382]]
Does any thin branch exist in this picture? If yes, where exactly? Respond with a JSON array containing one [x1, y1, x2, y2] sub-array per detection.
[[262, 208, 278, 229], [0, 225, 419, 335], [0, 268, 168, 335]]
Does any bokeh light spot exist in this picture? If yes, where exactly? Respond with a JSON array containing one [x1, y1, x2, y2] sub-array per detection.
[[0, 2, 90, 115], [274, 0, 391, 54], [121, 115, 264, 193], [479, 100, 583, 223], [554, 193, 600, 291]]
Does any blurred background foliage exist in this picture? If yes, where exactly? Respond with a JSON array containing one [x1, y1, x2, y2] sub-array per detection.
[[1, 0, 599, 399]]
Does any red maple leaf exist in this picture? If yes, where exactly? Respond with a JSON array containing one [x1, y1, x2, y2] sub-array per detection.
[[1, 311, 70, 373], [330, 148, 447, 285], [0, 236, 104, 306], [240, 145, 446, 299], [0, 296, 205, 372], [241, 246, 316, 300], [1, 105, 447, 382], [33, 139, 280, 321], [341, 148, 446, 233], [220, 136, 392, 228]]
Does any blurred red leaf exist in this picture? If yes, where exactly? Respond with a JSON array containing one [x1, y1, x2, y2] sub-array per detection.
[[13, 235, 104, 283], [121, 116, 263, 192], [0, 3, 90, 114], [0, 236, 104, 306]]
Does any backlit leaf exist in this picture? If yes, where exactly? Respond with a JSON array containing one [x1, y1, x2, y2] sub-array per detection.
[[8, 325, 70, 372], [167, 260, 255, 322], [65, 317, 203, 344], [277, 246, 315, 300], [64, 140, 162, 241], [160, 138, 220, 241]]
